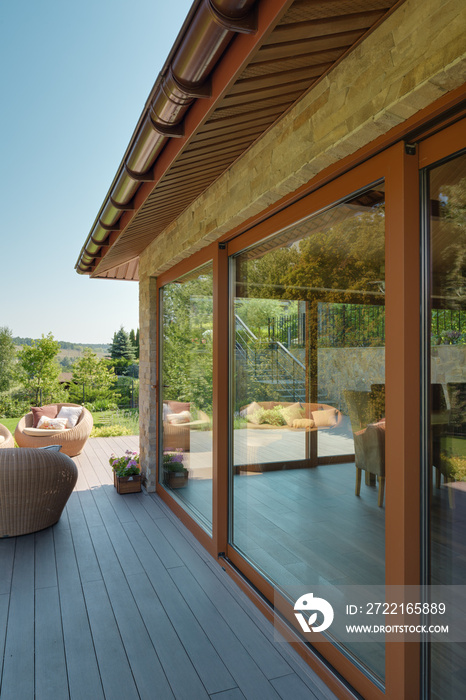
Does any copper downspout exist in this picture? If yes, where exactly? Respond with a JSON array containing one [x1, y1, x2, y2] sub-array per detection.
[[76, 0, 257, 273]]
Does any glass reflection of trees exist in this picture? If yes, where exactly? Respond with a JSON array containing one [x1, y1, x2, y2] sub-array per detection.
[[236, 189, 385, 306], [162, 265, 214, 414]]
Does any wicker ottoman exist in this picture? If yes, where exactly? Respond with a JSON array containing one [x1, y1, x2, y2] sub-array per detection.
[[0, 448, 78, 537]]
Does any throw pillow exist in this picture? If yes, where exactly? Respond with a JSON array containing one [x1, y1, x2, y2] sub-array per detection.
[[31, 404, 58, 428], [167, 411, 191, 424], [280, 402, 304, 426], [38, 444, 62, 451], [311, 408, 338, 428], [57, 405, 83, 428], [244, 401, 262, 421], [292, 418, 315, 429], [23, 427, 67, 436], [36, 416, 68, 431], [167, 400, 190, 413]]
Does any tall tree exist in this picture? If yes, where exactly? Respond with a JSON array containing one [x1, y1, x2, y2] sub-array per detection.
[[129, 328, 140, 359], [16, 333, 65, 404], [68, 348, 117, 403], [0, 327, 16, 392], [110, 327, 136, 361]]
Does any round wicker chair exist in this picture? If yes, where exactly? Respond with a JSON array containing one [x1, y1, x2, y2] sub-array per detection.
[[0, 447, 78, 537], [15, 403, 93, 457], [0, 423, 14, 449]]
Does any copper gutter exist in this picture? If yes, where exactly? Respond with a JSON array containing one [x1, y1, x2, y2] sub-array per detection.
[[76, 0, 258, 274]]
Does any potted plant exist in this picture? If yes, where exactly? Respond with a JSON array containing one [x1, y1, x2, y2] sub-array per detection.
[[109, 450, 141, 494], [163, 450, 189, 489]]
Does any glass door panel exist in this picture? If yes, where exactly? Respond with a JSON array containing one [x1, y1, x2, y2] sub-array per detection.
[[426, 149, 466, 699], [231, 183, 386, 681], [159, 262, 213, 533]]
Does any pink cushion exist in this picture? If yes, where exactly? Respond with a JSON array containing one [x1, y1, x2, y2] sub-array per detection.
[[31, 405, 58, 428], [167, 401, 190, 414]]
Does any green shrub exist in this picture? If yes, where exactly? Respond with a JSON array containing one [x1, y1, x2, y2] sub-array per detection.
[[90, 399, 119, 412], [252, 405, 285, 426], [91, 424, 133, 438]]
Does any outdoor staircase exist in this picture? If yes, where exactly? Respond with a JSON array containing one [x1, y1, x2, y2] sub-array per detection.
[[235, 315, 306, 403]]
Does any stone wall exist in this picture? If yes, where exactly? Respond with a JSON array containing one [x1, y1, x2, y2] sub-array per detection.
[[139, 275, 158, 490]]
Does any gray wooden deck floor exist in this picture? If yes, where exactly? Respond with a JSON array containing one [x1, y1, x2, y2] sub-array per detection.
[[0, 436, 339, 700]]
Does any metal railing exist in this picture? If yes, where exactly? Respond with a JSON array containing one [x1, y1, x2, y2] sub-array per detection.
[[235, 314, 306, 402]]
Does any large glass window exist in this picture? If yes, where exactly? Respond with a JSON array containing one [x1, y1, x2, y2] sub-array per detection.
[[230, 184, 386, 680], [159, 262, 213, 533], [427, 151, 466, 699]]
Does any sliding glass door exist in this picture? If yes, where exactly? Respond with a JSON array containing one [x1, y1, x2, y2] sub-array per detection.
[[230, 182, 387, 681], [424, 144, 466, 699], [159, 262, 214, 533]]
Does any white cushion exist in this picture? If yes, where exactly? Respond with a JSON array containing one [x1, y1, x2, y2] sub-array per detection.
[[241, 401, 262, 419], [0, 435, 4, 444], [167, 411, 191, 424], [23, 427, 69, 436], [312, 408, 338, 428], [57, 405, 83, 428], [36, 416, 69, 431], [279, 402, 304, 426]]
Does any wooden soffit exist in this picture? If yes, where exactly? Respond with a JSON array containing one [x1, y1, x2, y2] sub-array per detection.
[[87, 0, 402, 279]]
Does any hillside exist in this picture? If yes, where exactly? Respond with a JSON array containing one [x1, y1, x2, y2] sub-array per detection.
[[13, 337, 109, 355]]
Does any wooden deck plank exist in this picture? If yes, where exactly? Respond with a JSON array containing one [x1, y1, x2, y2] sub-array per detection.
[[210, 689, 246, 699], [153, 510, 294, 681], [123, 494, 185, 569], [271, 672, 320, 699], [82, 579, 140, 700], [93, 573, 176, 700], [0, 436, 339, 700], [35, 586, 69, 700], [64, 492, 103, 583], [1, 535, 35, 700], [54, 526, 105, 700], [0, 594, 9, 689], [0, 538, 15, 595], [127, 571, 211, 700], [168, 564, 283, 700], [34, 527, 58, 590], [123, 519, 236, 695]]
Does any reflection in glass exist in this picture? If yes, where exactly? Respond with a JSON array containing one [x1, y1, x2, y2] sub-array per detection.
[[428, 152, 466, 699], [159, 262, 213, 532], [231, 185, 386, 680]]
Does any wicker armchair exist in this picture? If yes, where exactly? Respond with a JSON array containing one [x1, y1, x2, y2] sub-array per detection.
[[0, 423, 14, 449], [0, 447, 78, 537], [15, 403, 93, 457]]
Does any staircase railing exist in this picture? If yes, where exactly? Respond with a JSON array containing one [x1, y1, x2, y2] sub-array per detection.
[[235, 314, 306, 402]]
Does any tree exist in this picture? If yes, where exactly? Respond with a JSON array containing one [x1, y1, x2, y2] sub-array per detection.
[[161, 269, 213, 411], [0, 327, 16, 392], [110, 326, 136, 361], [16, 333, 66, 404], [68, 348, 117, 404]]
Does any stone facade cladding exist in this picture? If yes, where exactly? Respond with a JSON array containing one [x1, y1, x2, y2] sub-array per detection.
[[138, 0, 466, 489]]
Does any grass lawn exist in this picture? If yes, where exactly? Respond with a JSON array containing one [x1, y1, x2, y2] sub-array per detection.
[[0, 417, 18, 434], [0, 409, 139, 440]]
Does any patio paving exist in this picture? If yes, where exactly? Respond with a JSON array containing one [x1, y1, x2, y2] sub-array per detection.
[[0, 436, 340, 700]]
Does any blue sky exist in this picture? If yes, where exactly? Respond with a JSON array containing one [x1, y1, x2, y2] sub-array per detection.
[[0, 0, 193, 344]]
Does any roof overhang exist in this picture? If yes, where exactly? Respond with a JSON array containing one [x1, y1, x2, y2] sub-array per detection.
[[76, 0, 403, 280]]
